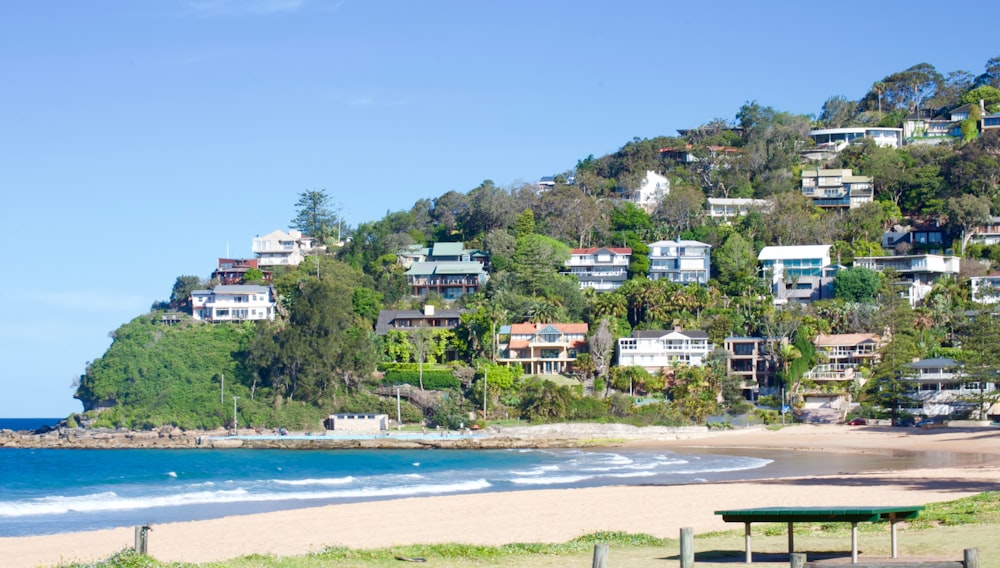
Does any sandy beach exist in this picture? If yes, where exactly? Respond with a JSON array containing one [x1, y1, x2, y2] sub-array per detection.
[[5, 424, 1000, 567]]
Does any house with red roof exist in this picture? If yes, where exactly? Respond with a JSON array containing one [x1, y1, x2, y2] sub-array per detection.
[[496, 322, 588, 375]]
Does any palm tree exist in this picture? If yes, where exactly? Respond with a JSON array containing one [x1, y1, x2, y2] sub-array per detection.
[[776, 340, 802, 389]]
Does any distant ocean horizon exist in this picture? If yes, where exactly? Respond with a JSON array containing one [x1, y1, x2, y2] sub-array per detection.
[[0, 417, 62, 432], [0, 443, 987, 539]]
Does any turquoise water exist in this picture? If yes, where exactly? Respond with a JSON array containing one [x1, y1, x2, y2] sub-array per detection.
[[0, 447, 775, 537]]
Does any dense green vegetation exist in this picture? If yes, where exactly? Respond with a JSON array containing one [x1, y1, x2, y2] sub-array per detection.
[[73, 57, 1000, 431]]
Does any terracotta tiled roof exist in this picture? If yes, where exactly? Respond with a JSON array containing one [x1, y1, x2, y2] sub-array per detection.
[[814, 333, 880, 346], [508, 322, 589, 335]]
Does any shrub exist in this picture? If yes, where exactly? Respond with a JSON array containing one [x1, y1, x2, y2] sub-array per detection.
[[382, 370, 460, 390]]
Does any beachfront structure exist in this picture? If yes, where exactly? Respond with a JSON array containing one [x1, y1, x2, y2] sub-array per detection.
[[800, 168, 873, 210], [853, 254, 960, 306], [251, 229, 317, 267], [803, 333, 881, 387], [758, 245, 836, 304], [614, 170, 670, 212], [723, 336, 775, 397], [496, 322, 588, 375], [191, 285, 277, 323], [903, 358, 998, 418], [323, 413, 389, 433], [807, 127, 903, 152], [562, 247, 632, 292], [617, 329, 712, 373], [647, 238, 711, 284], [706, 197, 770, 222]]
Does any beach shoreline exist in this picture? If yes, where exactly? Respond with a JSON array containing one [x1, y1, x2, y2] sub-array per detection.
[[4, 424, 999, 567]]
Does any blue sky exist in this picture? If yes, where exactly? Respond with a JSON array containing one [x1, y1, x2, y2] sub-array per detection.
[[1, 0, 997, 418]]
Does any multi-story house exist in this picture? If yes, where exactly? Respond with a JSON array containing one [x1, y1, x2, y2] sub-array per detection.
[[403, 242, 490, 299], [853, 254, 960, 306], [800, 168, 873, 210], [970, 273, 1000, 304], [616, 329, 712, 374], [904, 358, 998, 418], [191, 285, 277, 323], [803, 333, 881, 387], [882, 224, 947, 255], [647, 238, 711, 284], [497, 322, 588, 375], [614, 170, 670, 212], [251, 229, 317, 267], [758, 245, 836, 304], [706, 198, 771, 222], [212, 258, 272, 285], [723, 336, 775, 398], [562, 247, 631, 292]]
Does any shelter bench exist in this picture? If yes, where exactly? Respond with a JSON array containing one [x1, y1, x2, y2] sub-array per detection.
[[714, 505, 924, 564]]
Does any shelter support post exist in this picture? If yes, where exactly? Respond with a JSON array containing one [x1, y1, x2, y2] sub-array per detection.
[[787, 521, 794, 553], [851, 522, 858, 563], [744, 522, 752, 563]]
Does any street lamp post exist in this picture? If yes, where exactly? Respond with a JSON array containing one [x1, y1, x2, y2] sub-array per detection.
[[233, 396, 239, 430]]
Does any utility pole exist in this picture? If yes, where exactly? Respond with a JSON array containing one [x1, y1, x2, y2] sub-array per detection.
[[232, 396, 239, 430], [483, 368, 488, 420], [220, 372, 224, 405], [395, 386, 402, 430]]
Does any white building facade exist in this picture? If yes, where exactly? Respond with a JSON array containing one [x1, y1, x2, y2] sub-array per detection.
[[617, 329, 712, 373], [191, 285, 277, 322], [563, 247, 631, 292], [252, 229, 317, 267], [758, 245, 835, 304], [647, 238, 711, 284]]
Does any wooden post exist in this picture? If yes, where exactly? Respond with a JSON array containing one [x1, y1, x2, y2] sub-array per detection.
[[680, 527, 694, 568], [134, 524, 150, 555], [787, 521, 794, 553], [592, 543, 608, 568], [789, 552, 806, 568], [965, 548, 979, 568]]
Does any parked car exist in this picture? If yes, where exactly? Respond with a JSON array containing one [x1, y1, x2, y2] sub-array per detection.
[[846, 417, 867, 426], [893, 418, 915, 427], [915, 418, 939, 428]]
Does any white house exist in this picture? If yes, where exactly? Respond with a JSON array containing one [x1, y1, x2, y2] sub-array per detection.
[[904, 358, 998, 418], [706, 197, 771, 221], [616, 170, 669, 212], [191, 285, 277, 322], [251, 229, 317, 267], [647, 238, 711, 284], [970, 273, 1000, 304], [563, 247, 631, 292], [807, 127, 903, 152], [853, 254, 960, 306], [617, 329, 712, 373], [758, 245, 835, 304]]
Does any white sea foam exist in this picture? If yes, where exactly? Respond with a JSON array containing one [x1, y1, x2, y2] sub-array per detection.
[[509, 475, 591, 485], [0, 480, 493, 518], [509, 465, 559, 476], [273, 476, 355, 486]]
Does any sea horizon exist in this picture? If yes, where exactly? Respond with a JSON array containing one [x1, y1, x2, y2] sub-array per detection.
[[0, 418, 62, 432]]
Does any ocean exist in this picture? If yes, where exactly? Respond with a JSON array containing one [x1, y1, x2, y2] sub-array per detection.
[[0, 438, 985, 538], [0, 418, 62, 432]]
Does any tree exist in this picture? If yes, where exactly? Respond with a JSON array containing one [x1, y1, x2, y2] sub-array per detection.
[[589, 319, 615, 395], [974, 55, 1000, 89], [654, 184, 705, 235], [946, 194, 992, 252], [713, 231, 755, 292], [955, 313, 1000, 419], [512, 234, 570, 295], [170, 275, 203, 312], [291, 189, 337, 241], [834, 267, 881, 303], [818, 96, 858, 128]]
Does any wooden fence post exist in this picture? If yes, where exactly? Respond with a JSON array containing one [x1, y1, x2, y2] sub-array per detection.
[[592, 543, 608, 568], [789, 552, 806, 568], [965, 548, 979, 568], [134, 524, 151, 555], [680, 527, 694, 568]]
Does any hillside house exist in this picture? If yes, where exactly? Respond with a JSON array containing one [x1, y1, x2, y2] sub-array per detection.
[[800, 168, 873, 210], [614, 170, 670, 212], [251, 229, 317, 267], [191, 285, 277, 323], [904, 358, 998, 418], [758, 245, 836, 304], [723, 336, 775, 398], [562, 247, 631, 292], [403, 242, 490, 299], [853, 254, 960, 306], [647, 238, 711, 284], [706, 197, 771, 222], [617, 329, 712, 374], [212, 258, 272, 285], [497, 323, 588, 375]]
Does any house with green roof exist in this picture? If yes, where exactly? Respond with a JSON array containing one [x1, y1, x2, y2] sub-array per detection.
[[402, 241, 489, 300]]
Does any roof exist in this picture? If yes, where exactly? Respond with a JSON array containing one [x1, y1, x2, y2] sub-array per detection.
[[632, 329, 709, 339], [571, 247, 632, 255], [405, 261, 485, 276], [374, 309, 466, 334], [508, 322, 589, 335], [813, 333, 879, 347], [758, 245, 831, 261], [430, 242, 467, 257], [907, 358, 959, 369], [649, 239, 711, 248]]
